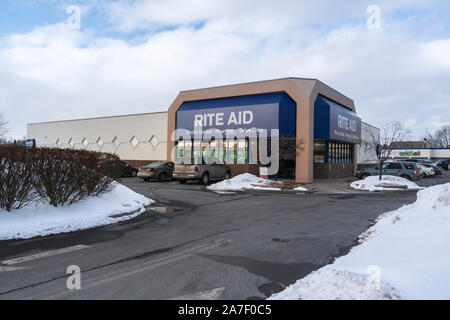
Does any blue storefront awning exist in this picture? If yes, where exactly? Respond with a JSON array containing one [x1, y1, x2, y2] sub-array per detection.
[[176, 93, 296, 138], [314, 95, 361, 144]]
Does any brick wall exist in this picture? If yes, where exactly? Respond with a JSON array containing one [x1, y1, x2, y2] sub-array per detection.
[[314, 163, 355, 179]]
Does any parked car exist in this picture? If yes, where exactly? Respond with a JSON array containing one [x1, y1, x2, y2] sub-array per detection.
[[173, 157, 232, 184], [417, 163, 434, 177], [121, 161, 138, 177], [432, 159, 450, 171], [420, 162, 442, 176], [96, 157, 123, 179], [356, 161, 422, 181], [137, 162, 174, 182]]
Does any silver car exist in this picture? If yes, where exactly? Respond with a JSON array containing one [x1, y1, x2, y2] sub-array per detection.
[[173, 157, 232, 184]]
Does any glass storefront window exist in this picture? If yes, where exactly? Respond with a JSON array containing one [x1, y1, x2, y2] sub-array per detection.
[[325, 141, 353, 164], [177, 140, 184, 158], [226, 140, 237, 163], [237, 140, 248, 163], [314, 154, 326, 163], [193, 141, 202, 157], [202, 141, 209, 158], [209, 140, 218, 158], [184, 140, 192, 158], [176, 139, 251, 164], [314, 141, 327, 163]]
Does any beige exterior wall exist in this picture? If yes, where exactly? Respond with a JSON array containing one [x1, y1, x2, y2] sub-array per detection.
[[26, 78, 361, 181], [167, 78, 356, 183], [27, 112, 168, 162]]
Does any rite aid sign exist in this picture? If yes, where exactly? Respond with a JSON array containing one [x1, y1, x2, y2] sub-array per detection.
[[314, 95, 362, 144], [177, 103, 279, 136], [194, 110, 254, 128], [330, 107, 361, 143], [175, 93, 300, 138]]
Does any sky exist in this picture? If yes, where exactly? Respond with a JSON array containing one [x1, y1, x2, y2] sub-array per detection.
[[0, 0, 449, 140]]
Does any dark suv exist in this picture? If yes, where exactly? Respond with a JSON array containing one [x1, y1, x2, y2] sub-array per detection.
[[356, 161, 422, 181], [433, 159, 450, 171]]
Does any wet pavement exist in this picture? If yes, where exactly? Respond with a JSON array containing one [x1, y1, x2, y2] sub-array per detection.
[[0, 171, 449, 299]]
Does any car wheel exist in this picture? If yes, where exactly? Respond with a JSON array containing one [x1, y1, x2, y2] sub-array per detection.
[[159, 172, 167, 182], [361, 173, 370, 179], [202, 173, 209, 185], [224, 171, 231, 180], [400, 175, 412, 181], [131, 170, 137, 177], [178, 179, 186, 184]]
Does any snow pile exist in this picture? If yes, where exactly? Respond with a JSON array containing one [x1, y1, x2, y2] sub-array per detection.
[[207, 173, 282, 191], [0, 183, 153, 240], [270, 183, 450, 300], [208, 173, 309, 192], [350, 175, 422, 192]]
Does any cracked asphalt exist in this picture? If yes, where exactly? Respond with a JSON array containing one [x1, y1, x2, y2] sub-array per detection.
[[1, 172, 449, 300]]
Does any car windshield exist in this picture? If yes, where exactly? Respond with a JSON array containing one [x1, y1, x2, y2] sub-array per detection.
[[177, 156, 223, 165], [403, 163, 415, 170], [143, 162, 164, 168]]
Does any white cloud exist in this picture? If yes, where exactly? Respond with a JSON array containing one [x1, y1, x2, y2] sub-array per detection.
[[0, 1, 449, 140], [102, 0, 439, 33]]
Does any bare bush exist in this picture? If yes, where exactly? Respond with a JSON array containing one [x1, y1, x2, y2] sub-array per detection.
[[0, 146, 121, 211], [0, 146, 37, 211], [31, 148, 121, 207]]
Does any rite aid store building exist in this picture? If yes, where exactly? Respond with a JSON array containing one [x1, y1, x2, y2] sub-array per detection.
[[28, 78, 364, 183]]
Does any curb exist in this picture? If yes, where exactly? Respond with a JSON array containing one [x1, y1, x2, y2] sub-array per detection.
[[108, 203, 154, 219]]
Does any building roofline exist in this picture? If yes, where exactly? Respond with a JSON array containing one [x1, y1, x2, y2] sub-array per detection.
[[179, 77, 318, 93], [27, 110, 168, 126], [362, 122, 380, 130], [314, 79, 353, 103], [179, 77, 354, 105]]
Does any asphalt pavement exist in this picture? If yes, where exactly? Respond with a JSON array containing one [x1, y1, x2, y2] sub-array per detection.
[[0, 171, 449, 300]]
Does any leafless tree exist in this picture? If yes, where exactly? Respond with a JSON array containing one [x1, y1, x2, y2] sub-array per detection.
[[425, 125, 450, 148], [0, 113, 8, 139], [369, 121, 411, 180]]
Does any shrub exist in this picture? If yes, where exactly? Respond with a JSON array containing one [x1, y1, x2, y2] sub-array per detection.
[[0, 146, 38, 211], [0, 146, 121, 211], [31, 148, 121, 207]]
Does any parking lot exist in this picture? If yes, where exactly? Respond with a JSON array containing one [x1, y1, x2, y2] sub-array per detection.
[[0, 171, 449, 300]]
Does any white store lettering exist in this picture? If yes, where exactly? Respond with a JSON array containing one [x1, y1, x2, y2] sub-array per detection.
[[337, 115, 357, 132], [194, 111, 254, 127]]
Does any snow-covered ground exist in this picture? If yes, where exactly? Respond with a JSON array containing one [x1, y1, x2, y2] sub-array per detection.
[[270, 182, 450, 300], [207, 173, 308, 192], [351, 175, 422, 192], [0, 183, 153, 240], [293, 186, 308, 192], [207, 173, 282, 191]]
